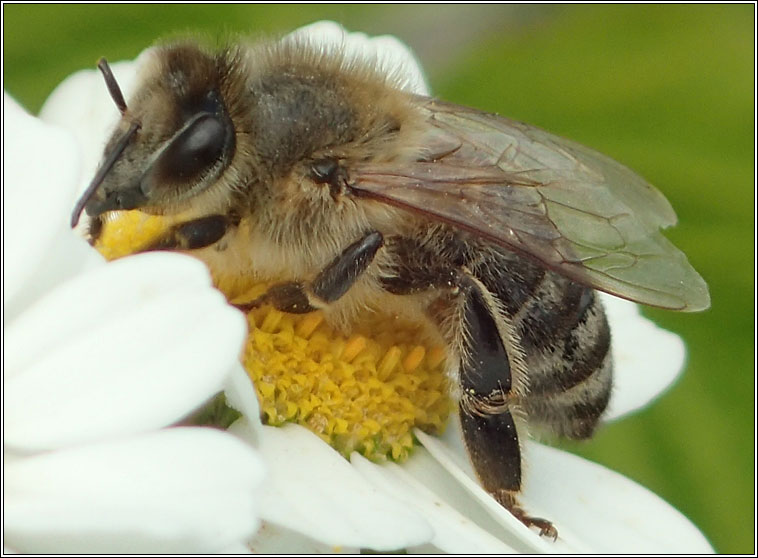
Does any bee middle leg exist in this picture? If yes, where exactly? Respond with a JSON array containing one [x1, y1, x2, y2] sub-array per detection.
[[236, 230, 384, 313]]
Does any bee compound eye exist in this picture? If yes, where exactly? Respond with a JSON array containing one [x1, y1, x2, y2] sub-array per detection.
[[154, 113, 229, 184]]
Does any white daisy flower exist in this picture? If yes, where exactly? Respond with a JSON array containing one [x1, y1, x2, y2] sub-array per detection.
[[36, 21, 714, 554], [3, 95, 265, 553]]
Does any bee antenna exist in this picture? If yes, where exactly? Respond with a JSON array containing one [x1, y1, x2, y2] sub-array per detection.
[[70, 121, 140, 228], [97, 57, 127, 114]]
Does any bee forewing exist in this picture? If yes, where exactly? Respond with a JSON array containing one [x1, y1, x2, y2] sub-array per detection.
[[350, 98, 710, 312]]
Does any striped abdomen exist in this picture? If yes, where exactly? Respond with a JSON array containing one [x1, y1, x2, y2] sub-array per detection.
[[476, 248, 613, 440]]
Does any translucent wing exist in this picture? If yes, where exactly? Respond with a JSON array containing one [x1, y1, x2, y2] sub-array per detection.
[[350, 98, 710, 311]]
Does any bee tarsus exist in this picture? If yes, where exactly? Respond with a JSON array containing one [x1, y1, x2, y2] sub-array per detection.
[[498, 491, 558, 541]]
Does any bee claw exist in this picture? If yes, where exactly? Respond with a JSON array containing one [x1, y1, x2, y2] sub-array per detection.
[[509, 505, 558, 541], [495, 491, 558, 541], [539, 522, 559, 542]]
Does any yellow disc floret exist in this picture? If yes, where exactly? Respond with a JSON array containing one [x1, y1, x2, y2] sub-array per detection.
[[94, 210, 453, 462]]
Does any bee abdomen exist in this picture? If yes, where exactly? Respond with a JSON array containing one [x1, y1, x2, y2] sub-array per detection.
[[519, 278, 611, 439], [484, 264, 613, 440], [521, 349, 612, 439]]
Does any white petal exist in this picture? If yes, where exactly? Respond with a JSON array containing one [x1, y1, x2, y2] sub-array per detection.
[[224, 363, 264, 445], [519, 442, 714, 553], [218, 541, 254, 554], [244, 423, 433, 551], [401, 445, 540, 552], [350, 452, 518, 553], [248, 522, 358, 554], [422, 417, 713, 553], [602, 294, 686, 420], [288, 21, 430, 95], [3, 93, 89, 320], [5, 252, 211, 377], [414, 426, 554, 553], [362, 33, 431, 95], [5, 253, 247, 451], [5, 428, 264, 554]]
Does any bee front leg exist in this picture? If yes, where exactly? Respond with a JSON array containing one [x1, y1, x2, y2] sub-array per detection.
[[143, 214, 234, 251], [237, 231, 384, 313], [458, 274, 558, 540]]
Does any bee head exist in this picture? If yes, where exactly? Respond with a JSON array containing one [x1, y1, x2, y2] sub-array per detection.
[[71, 44, 237, 228]]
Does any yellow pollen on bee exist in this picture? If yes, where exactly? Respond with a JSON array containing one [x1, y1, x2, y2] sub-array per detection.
[[94, 211, 172, 258], [94, 209, 453, 462]]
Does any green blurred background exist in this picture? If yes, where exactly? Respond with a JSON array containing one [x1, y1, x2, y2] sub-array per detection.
[[4, 4, 753, 553]]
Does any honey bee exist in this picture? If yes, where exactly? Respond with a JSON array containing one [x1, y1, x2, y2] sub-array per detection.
[[71, 32, 710, 539]]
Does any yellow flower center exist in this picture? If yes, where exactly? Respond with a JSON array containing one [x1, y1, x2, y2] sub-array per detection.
[[94, 211, 452, 462]]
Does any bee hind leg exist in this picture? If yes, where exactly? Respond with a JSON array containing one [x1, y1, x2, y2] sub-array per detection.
[[458, 274, 557, 540], [236, 231, 384, 313]]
